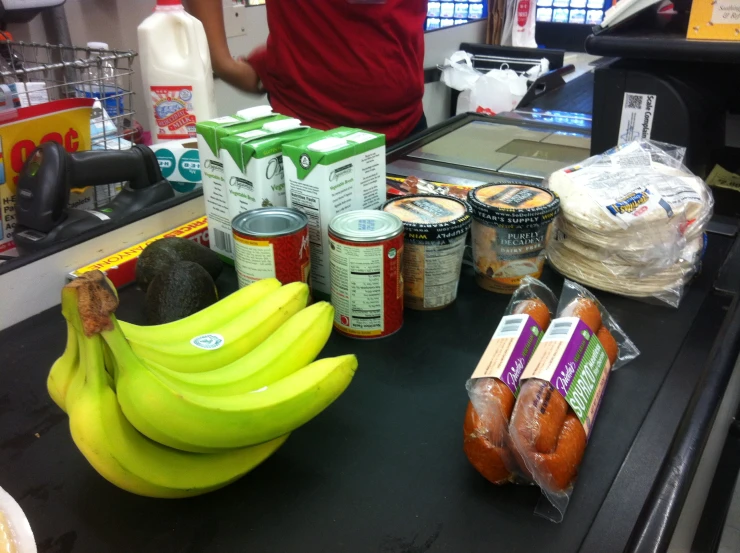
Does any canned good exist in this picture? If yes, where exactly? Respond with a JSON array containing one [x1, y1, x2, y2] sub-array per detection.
[[382, 194, 472, 310], [232, 207, 311, 290], [468, 183, 560, 294], [329, 210, 404, 339]]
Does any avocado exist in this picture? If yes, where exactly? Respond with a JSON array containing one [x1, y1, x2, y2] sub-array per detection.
[[136, 237, 223, 291], [144, 261, 218, 325]]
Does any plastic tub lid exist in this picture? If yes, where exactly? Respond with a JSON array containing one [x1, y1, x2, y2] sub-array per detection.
[[87, 41, 109, 50], [382, 194, 471, 242], [468, 182, 560, 228]]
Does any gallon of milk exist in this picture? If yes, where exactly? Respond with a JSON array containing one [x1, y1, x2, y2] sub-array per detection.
[[138, 0, 217, 144]]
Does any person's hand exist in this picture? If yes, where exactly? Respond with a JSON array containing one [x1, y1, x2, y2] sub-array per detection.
[[215, 56, 263, 94]]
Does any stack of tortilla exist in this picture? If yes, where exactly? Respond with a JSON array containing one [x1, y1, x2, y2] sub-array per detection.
[[546, 142, 713, 307]]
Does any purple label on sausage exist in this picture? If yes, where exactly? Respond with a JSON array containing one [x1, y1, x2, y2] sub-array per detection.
[[521, 316, 611, 438], [471, 314, 543, 396]]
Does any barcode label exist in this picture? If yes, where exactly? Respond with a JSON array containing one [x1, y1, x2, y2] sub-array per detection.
[[625, 94, 643, 109], [213, 229, 233, 254], [543, 319, 576, 341], [493, 315, 527, 338]]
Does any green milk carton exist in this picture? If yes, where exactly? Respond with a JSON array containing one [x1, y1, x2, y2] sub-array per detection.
[[195, 106, 287, 261], [283, 127, 386, 299], [220, 119, 322, 222]]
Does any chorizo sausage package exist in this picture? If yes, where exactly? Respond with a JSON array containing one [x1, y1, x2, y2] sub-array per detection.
[[508, 279, 639, 521], [464, 277, 558, 485]]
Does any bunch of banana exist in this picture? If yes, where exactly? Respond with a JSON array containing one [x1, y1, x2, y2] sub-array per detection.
[[48, 271, 358, 497]]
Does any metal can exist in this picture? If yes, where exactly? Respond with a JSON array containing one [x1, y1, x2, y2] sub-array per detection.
[[328, 210, 404, 339], [232, 207, 311, 290]]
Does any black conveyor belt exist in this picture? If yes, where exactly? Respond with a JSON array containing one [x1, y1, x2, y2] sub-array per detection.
[[0, 229, 738, 551]]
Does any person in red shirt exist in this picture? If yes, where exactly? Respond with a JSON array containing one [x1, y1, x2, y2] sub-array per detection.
[[187, 0, 428, 144]]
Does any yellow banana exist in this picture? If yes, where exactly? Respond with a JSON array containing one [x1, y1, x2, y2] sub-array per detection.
[[47, 322, 79, 412], [125, 281, 310, 373], [62, 296, 288, 498], [102, 313, 357, 452], [119, 278, 281, 346], [151, 302, 334, 396]]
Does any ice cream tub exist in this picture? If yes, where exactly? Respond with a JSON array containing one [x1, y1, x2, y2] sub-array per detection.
[[382, 194, 472, 310], [468, 183, 560, 294]]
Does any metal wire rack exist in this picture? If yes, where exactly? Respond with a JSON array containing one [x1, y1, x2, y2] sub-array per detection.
[[0, 40, 137, 149]]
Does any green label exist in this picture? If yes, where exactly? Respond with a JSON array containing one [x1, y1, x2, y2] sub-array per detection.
[[178, 149, 201, 182], [155, 149, 176, 180], [564, 331, 609, 426]]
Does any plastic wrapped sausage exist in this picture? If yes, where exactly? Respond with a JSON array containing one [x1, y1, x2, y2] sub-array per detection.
[[508, 280, 639, 521], [464, 277, 558, 484]]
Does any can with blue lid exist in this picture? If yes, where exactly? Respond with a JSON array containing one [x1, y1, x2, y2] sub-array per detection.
[[328, 210, 404, 339]]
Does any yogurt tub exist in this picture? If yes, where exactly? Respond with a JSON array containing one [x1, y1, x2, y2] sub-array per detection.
[[382, 194, 472, 310], [468, 183, 560, 294]]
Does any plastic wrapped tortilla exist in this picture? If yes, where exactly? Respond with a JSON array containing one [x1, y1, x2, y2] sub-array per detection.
[[545, 140, 713, 307]]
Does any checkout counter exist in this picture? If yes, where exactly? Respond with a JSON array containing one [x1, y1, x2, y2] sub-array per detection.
[[1, 69, 740, 553]]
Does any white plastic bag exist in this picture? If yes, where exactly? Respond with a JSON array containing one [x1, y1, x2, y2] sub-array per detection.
[[441, 51, 548, 116], [440, 51, 480, 91], [458, 68, 523, 116], [502, 0, 538, 48]]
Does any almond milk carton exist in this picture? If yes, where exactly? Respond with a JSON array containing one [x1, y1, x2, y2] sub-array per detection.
[[195, 106, 287, 261], [220, 119, 321, 222], [282, 128, 386, 299]]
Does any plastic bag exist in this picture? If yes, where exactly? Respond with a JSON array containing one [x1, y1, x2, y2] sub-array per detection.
[[501, 0, 538, 48], [545, 140, 714, 307], [464, 277, 558, 485], [0, 485, 36, 553], [441, 52, 548, 116], [508, 280, 639, 522]]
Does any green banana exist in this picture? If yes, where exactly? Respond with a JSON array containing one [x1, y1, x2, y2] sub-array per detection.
[[125, 281, 310, 373], [102, 315, 357, 452], [151, 301, 335, 397], [63, 304, 288, 498], [47, 322, 79, 412], [119, 278, 281, 346]]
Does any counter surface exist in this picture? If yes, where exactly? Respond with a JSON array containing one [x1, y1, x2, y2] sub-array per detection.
[[0, 230, 737, 552]]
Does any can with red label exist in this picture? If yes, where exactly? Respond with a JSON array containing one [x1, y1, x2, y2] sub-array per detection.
[[232, 207, 311, 290], [328, 210, 404, 339]]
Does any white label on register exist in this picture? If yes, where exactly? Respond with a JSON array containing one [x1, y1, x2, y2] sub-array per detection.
[[617, 93, 657, 145], [234, 236, 276, 288], [329, 240, 384, 335], [712, 0, 740, 23]]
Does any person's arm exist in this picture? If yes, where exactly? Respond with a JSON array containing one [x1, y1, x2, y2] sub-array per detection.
[[185, 0, 262, 93]]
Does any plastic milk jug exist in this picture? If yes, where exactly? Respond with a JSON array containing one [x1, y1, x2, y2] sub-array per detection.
[[138, 0, 217, 143]]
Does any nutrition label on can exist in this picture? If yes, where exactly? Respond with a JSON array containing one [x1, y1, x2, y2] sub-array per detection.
[[404, 237, 465, 309], [330, 240, 384, 335], [234, 236, 276, 288]]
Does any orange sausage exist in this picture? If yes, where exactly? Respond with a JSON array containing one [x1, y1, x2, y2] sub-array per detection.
[[510, 300, 621, 493], [464, 298, 552, 484], [535, 412, 587, 491], [597, 326, 618, 366], [561, 298, 602, 332], [463, 400, 514, 484], [513, 298, 551, 330]]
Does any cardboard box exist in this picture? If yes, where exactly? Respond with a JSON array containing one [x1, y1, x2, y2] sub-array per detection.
[[221, 120, 321, 221], [68, 216, 210, 288], [195, 107, 287, 262], [283, 127, 386, 299], [687, 0, 740, 40]]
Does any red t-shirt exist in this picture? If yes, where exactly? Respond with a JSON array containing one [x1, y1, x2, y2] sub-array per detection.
[[247, 0, 427, 144]]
